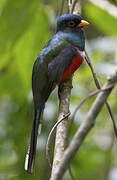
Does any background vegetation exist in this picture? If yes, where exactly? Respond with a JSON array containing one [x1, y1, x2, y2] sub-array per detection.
[[0, 0, 117, 179]]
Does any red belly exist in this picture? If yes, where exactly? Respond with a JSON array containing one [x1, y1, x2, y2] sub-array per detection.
[[60, 53, 84, 82]]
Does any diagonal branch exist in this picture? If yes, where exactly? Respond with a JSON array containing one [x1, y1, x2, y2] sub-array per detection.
[[72, 85, 114, 119], [85, 51, 117, 138], [50, 69, 117, 180]]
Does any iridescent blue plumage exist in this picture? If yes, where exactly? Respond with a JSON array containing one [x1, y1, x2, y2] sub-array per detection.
[[25, 14, 89, 173]]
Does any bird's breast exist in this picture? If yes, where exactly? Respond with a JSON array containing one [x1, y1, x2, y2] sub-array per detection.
[[60, 52, 84, 83]]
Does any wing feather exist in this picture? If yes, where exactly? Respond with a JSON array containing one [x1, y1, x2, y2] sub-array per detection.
[[48, 44, 78, 82]]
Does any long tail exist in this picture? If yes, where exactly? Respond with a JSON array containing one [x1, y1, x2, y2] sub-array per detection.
[[25, 107, 43, 173]]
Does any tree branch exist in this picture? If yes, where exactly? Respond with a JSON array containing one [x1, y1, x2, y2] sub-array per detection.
[[85, 51, 117, 138], [46, 112, 70, 167], [50, 80, 72, 180], [72, 86, 113, 119], [50, 69, 117, 180], [71, 0, 83, 14]]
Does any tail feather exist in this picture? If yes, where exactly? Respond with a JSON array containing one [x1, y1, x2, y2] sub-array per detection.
[[25, 107, 43, 173]]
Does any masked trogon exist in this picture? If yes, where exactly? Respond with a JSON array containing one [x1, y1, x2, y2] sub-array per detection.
[[25, 14, 90, 173]]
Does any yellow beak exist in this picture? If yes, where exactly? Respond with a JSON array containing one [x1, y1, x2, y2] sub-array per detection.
[[78, 20, 90, 27]]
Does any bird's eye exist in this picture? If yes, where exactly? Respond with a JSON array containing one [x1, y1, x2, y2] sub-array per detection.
[[68, 21, 76, 27]]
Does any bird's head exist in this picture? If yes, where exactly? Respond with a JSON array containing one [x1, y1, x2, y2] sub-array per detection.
[[57, 14, 90, 32]]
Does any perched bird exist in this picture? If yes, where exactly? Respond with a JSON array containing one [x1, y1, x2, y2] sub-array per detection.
[[25, 14, 90, 173]]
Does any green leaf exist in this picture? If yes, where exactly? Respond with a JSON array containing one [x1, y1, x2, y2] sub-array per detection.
[[0, 0, 50, 101], [84, 2, 117, 35]]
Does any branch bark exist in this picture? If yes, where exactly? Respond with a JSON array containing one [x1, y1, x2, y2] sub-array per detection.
[[50, 69, 117, 180], [71, 0, 83, 14], [50, 80, 72, 180]]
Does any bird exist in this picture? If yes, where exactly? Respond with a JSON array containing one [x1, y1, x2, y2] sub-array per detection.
[[25, 14, 90, 173]]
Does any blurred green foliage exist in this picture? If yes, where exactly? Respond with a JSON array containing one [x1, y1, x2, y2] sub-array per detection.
[[0, 0, 117, 180]]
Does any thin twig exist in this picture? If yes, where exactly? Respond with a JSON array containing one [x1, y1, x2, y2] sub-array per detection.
[[71, 0, 78, 13], [72, 85, 114, 119], [84, 51, 117, 138], [59, 0, 65, 16], [46, 112, 70, 167], [85, 51, 101, 88], [68, 166, 76, 180], [49, 69, 117, 180], [70, 0, 83, 14]]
